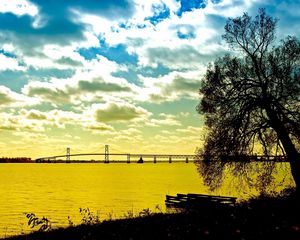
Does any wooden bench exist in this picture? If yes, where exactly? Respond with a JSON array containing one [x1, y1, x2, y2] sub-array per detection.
[[165, 193, 237, 209]]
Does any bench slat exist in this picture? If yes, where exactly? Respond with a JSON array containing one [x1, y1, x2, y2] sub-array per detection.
[[165, 193, 236, 209]]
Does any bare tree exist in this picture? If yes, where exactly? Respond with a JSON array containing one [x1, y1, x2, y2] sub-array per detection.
[[196, 9, 300, 192]]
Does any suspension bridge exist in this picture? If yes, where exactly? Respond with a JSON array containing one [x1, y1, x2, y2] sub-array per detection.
[[35, 145, 288, 163]]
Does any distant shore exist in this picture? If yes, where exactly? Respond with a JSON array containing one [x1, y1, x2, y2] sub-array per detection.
[[0, 157, 32, 163], [6, 190, 300, 240]]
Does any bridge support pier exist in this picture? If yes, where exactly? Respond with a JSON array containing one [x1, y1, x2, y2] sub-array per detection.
[[66, 147, 70, 163], [154, 155, 157, 163], [185, 157, 188, 163], [169, 156, 172, 163], [127, 154, 130, 163], [104, 145, 109, 163]]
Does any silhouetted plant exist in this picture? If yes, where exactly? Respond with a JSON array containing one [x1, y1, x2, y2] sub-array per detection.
[[139, 208, 152, 217], [123, 209, 135, 219], [67, 216, 74, 227], [155, 204, 162, 213], [106, 212, 114, 221], [24, 213, 51, 232], [79, 208, 100, 225]]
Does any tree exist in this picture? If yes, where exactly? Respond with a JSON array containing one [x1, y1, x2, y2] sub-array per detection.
[[196, 9, 300, 192]]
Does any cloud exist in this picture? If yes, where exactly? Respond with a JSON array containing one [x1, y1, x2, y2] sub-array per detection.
[[138, 70, 203, 103], [145, 2, 171, 25], [55, 57, 83, 67], [17, 108, 115, 133], [19, 109, 82, 129], [78, 78, 131, 92], [1, 0, 299, 157], [21, 55, 136, 105], [143, 45, 210, 69], [168, 75, 201, 91], [146, 113, 182, 127], [81, 0, 261, 72], [84, 122, 115, 132], [26, 109, 47, 120], [0, 53, 26, 71], [22, 76, 134, 105], [94, 102, 151, 122], [0, 12, 83, 51], [0, 86, 36, 107], [23, 81, 71, 104], [0, 87, 15, 105], [0, 112, 45, 132], [0, 0, 38, 16], [0, 0, 136, 73], [67, 0, 135, 19], [176, 125, 203, 133]]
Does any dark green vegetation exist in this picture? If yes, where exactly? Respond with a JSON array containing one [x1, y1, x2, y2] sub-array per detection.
[[196, 9, 300, 191], [6, 190, 300, 240]]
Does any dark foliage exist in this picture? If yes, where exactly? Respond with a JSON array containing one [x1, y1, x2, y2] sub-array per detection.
[[196, 9, 300, 191]]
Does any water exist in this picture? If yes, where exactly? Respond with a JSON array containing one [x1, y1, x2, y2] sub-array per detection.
[[0, 163, 294, 238]]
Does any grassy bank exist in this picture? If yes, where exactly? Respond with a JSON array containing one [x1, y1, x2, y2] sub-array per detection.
[[5, 191, 300, 240]]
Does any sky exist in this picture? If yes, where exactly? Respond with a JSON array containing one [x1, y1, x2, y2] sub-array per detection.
[[0, 0, 299, 158]]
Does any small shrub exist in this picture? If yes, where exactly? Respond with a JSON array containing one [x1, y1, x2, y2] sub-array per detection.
[[139, 208, 152, 217], [24, 213, 51, 232], [123, 210, 134, 219], [79, 208, 100, 225]]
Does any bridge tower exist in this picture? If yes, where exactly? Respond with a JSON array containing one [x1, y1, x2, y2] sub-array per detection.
[[104, 145, 109, 163], [66, 147, 70, 163], [127, 154, 130, 163]]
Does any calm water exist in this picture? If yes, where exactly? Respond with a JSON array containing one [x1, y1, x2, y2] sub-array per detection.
[[0, 163, 294, 238]]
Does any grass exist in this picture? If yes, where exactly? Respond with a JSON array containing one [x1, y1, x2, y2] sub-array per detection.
[[5, 189, 300, 240]]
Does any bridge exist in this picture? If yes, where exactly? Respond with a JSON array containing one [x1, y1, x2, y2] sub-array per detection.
[[36, 153, 197, 163], [35, 145, 288, 163]]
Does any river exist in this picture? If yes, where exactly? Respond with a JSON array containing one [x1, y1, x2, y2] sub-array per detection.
[[0, 163, 294, 238]]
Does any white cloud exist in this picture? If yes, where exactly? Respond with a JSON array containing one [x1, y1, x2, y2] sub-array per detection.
[[75, 0, 259, 71], [0, 112, 45, 132], [146, 113, 181, 127], [83, 122, 115, 133], [0, 0, 38, 16], [176, 126, 203, 133], [0, 54, 26, 71], [137, 70, 203, 103], [91, 101, 151, 123], [6, 108, 115, 134], [0, 86, 37, 107], [22, 55, 138, 105]]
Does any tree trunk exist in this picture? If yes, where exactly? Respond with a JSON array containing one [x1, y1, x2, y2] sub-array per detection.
[[266, 107, 300, 194]]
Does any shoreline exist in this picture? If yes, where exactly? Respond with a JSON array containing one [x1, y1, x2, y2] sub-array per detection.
[[5, 192, 300, 240]]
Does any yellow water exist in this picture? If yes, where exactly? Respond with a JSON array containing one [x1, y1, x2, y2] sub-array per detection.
[[0, 163, 294, 238]]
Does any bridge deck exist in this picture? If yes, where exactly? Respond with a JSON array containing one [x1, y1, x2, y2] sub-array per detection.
[[35, 153, 288, 162]]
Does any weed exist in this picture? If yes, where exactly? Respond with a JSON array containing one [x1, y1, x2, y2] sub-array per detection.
[[155, 205, 162, 213], [79, 208, 100, 225], [67, 216, 74, 227], [107, 212, 114, 221], [24, 213, 51, 232], [139, 208, 152, 217], [123, 210, 134, 219]]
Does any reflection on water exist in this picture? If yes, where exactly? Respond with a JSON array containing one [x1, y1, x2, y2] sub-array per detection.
[[0, 163, 294, 238]]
